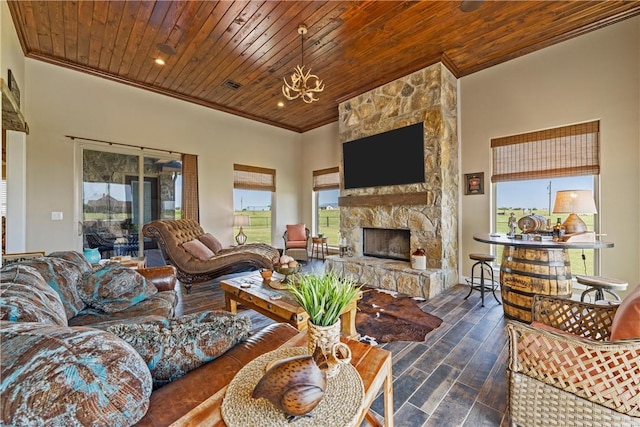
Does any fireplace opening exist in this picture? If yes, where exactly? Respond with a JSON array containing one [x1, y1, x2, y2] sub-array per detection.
[[363, 228, 411, 261]]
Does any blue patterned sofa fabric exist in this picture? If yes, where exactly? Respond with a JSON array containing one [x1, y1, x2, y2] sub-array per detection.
[[106, 310, 252, 388], [47, 250, 93, 274], [0, 282, 68, 326], [0, 321, 152, 426], [79, 263, 158, 313], [0, 265, 67, 325], [69, 290, 178, 327], [87, 315, 170, 330], [14, 257, 86, 320]]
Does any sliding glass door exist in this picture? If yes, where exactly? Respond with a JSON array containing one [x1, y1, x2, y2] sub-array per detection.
[[81, 145, 182, 259]]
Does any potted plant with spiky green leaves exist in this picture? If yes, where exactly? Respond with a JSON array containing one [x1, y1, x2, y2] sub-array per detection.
[[288, 271, 361, 376], [288, 271, 361, 327]]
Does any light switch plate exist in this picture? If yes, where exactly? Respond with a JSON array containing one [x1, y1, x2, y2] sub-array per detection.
[[51, 211, 63, 220]]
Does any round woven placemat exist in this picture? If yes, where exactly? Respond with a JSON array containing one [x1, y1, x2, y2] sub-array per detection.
[[222, 346, 364, 427], [268, 279, 289, 290]]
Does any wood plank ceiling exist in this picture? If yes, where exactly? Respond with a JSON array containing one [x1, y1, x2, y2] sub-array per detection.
[[7, 1, 640, 133]]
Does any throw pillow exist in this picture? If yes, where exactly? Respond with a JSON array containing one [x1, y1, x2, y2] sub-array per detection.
[[0, 282, 68, 326], [199, 233, 223, 254], [106, 310, 251, 388], [47, 251, 93, 274], [79, 263, 158, 313], [17, 257, 86, 320], [610, 283, 640, 340], [0, 321, 152, 426], [287, 224, 307, 241], [182, 239, 215, 260], [0, 265, 67, 325]]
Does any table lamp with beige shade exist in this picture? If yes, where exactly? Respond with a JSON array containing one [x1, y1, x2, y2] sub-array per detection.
[[233, 214, 250, 245], [552, 190, 597, 234]]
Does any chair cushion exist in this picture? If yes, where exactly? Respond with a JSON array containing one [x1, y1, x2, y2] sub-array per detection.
[[199, 233, 223, 254], [0, 321, 152, 426], [182, 239, 215, 260], [78, 263, 158, 313], [286, 240, 308, 248], [105, 311, 251, 388], [610, 283, 640, 340], [286, 224, 307, 241]]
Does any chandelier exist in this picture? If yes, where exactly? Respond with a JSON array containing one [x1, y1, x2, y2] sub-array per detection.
[[282, 24, 324, 103]]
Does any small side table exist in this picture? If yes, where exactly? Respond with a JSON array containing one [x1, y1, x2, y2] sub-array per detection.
[[110, 256, 146, 270], [311, 236, 329, 260]]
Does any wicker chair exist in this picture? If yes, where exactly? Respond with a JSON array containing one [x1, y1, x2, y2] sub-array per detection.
[[85, 233, 116, 259], [507, 295, 640, 426]]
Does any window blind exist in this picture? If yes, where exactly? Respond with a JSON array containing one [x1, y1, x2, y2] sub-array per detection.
[[491, 121, 599, 183], [233, 164, 276, 192], [313, 167, 340, 191]]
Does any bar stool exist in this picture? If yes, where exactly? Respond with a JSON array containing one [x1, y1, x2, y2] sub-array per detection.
[[465, 253, 501, 307], [577, 275, 628, 303]]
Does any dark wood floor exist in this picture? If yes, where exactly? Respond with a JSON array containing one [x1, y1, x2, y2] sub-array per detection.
[[173, 260, 510, 427]]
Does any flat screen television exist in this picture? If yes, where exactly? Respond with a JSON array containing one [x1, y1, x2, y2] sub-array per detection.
[[342, 122, 425, 189]]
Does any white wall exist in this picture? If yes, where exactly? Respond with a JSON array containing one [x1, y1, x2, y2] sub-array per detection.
[[1, 0, 27, 253], [460, 17, 640, 290], [24, 60, 301, 253], [300, 122, 340, 235]]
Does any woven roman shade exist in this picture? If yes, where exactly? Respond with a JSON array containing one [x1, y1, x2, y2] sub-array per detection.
[[182, 154, 199, 221], [233, 164, 276, 192], [491, 121, 600, 183], [313, 167, 340, 191]]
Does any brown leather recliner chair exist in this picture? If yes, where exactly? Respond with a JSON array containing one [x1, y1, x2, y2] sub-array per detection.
[[142, 219, 280, 293]]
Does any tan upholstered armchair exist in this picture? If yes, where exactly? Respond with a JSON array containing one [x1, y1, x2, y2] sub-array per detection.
[[507, 293, 640, 426], [142, 219, 280, 293], [283, 224, 310, 262]]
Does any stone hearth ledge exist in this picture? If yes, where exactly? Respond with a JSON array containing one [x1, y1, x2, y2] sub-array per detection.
[[325, 255, 443, 299]]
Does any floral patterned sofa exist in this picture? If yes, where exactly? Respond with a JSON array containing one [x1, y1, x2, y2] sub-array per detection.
[[0, 251, 298, 426]]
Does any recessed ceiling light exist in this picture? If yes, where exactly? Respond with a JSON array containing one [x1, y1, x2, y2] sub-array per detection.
[[155, 58, 165, 66], [277, 101, 285, 108]]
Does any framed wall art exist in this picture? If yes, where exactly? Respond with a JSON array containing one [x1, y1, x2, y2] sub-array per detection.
[[464, 172, 484, 195], [7, 69, 20, 107]]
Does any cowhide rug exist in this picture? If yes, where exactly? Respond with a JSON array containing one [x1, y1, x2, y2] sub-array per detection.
[[356, 288, 443, 346]]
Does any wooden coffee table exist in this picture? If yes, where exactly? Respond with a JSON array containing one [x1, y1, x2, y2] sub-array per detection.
[[221, 274, 361, 339], [170, 331, 394, 427]]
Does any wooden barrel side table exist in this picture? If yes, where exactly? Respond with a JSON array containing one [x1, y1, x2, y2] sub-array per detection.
[[473, 233, 614, 324], [500, 246, 571, 323]]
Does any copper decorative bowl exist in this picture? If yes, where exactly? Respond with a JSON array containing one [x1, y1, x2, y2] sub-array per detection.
[[259, 268, 273, 281]]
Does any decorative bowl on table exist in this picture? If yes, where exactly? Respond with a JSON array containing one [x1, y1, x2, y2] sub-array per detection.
[[276, 263, 302, 285], [259, 268, 273, 282]]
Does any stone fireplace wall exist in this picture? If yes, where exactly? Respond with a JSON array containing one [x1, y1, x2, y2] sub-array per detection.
[[333, 62, 459, 295]]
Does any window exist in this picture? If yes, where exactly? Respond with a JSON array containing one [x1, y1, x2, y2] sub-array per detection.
[[313, 167, 340, 246], [233, 164, 275, 244], [492, 121, 600, 275]]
